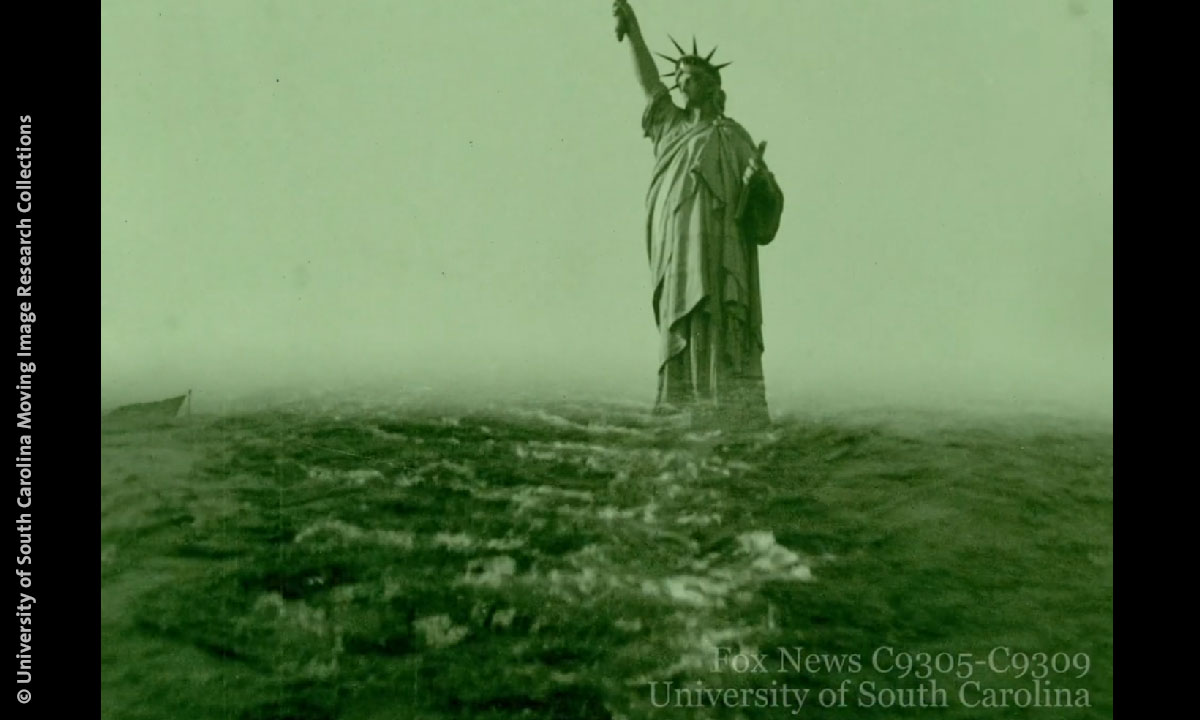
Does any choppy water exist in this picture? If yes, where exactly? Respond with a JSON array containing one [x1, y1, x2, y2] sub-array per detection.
[[101, 401, 1112, 719]]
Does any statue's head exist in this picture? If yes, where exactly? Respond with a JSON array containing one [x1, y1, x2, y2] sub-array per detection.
[[676, 59, 722, 109], [657, 36, 730, 112]]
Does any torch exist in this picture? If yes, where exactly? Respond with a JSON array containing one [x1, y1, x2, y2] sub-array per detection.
[[615, 1, 630, 42]]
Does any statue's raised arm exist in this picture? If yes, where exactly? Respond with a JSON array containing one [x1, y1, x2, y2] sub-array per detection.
[[613, 1, 667, 101]]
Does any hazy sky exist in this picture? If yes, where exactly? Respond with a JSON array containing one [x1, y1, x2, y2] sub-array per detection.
[[101, 0, 1112, 417]]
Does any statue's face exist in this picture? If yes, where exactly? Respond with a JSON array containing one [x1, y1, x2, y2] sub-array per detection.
[[676, 62, 718, 107]]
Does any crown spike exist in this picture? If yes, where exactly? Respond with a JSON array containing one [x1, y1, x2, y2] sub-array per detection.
[[692, 36, 699, 55], [661, 71, 676, 78], [713, 62, 732, 71], [668, 35, 687, 56], [655, 52, 679, 64], [705, 45, 718, 62]]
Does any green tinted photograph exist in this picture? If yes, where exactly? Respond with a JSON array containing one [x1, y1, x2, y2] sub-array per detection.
[[101, 1, 1113, 718]]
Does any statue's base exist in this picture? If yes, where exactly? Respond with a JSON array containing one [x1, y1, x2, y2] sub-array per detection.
[[651, 401, 772, 432]]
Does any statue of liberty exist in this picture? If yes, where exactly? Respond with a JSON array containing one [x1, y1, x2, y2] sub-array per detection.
[[613, 0, 784, 428]]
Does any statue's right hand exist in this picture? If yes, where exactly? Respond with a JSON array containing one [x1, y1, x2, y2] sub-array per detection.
[[613, 0, 637, 39]]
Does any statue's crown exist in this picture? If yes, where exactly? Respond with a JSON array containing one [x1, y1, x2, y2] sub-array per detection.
[[657, 35, 731, 89]]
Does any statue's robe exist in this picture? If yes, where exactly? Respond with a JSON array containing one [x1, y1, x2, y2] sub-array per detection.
[[642, 86, 783, 426]]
